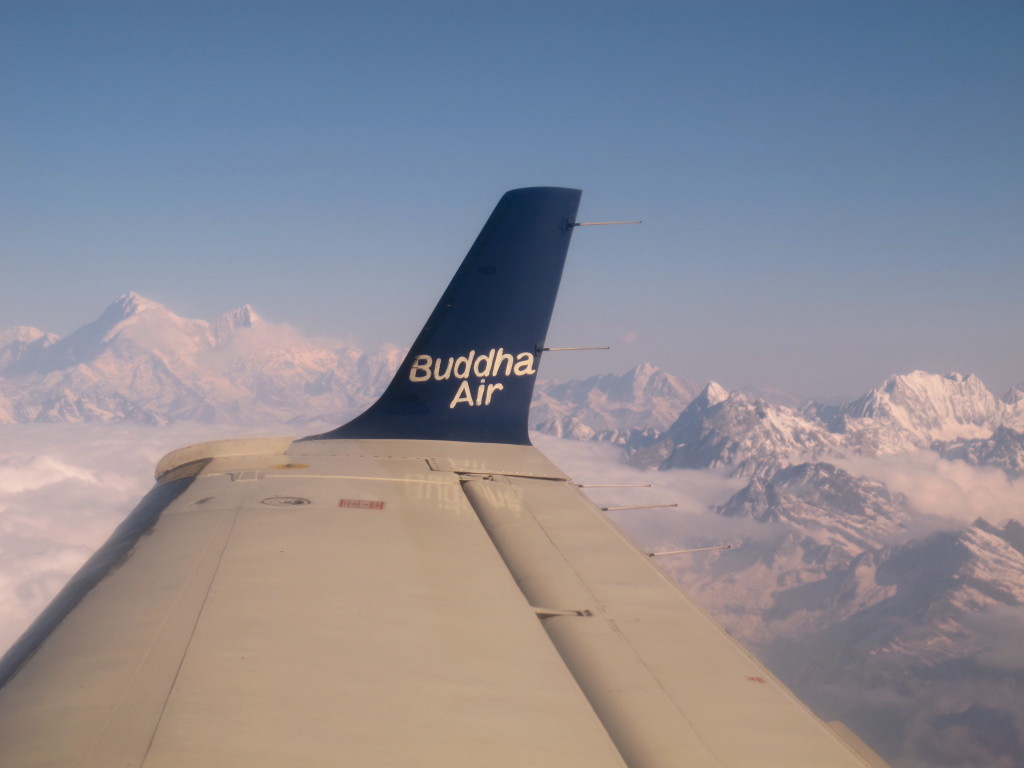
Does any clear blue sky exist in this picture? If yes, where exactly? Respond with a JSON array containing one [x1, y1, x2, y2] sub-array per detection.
[[2, 1, 1021, 399]]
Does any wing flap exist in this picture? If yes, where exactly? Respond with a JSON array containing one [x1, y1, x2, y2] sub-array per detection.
[[462, 471, 873, 768]]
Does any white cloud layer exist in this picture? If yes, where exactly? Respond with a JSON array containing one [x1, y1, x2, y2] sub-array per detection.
[[0, 422, 294, 654], [835, 450, 1024, 528], [533, 433, 750, 551]]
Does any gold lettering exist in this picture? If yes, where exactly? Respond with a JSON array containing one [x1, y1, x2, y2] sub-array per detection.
[[453, 351, 475, 379], [485, 382, 504, 404], [433, 357, 454, 380], [409, 355, 432, 382], [513, 352, 537, 376], [473, 349, 495, 378], [449, 380, 475, 408], [493, 348, 514, 376]]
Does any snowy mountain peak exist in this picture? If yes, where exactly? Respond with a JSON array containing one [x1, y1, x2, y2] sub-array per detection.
[[529, 363, 697, 443], [212, 305, 261, 343], [719, 462, 910, 530], [868, 370, 995, 427], [0, 327, 60, 375], [654, 388, 838, 476], [104, 292, 164, 322], [617, 363, 692, 400], [77, 293, 205, 352], [1004, 384, 1024, 406], [238, 304, 259, 325], [697, 380, 730, 408], [62, 293, 208, 360], [0, 326, 54, 347], [810, 370, 1004, 454], [0, 294, 403, 425]]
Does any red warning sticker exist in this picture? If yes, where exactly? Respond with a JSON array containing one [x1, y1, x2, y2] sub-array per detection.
[[339, 498, 385, 510]]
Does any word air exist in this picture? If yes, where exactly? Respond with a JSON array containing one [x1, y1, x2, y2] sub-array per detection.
[[407, 348, 537, 409]]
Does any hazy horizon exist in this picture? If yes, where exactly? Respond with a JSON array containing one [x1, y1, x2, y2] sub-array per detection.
[[3, 2, 1021, 399], [2, 286, 1020, 406]]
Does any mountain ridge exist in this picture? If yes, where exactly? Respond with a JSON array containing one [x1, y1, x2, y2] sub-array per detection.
[[0, 293, 401, 425]]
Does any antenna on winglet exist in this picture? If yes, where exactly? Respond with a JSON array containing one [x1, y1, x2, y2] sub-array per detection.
[[575, 483, 652, 489], [572, 220, 642, 227], [648, 544, 732, 557], [600, 503, 679, 512], [536, 345, 610, 352]]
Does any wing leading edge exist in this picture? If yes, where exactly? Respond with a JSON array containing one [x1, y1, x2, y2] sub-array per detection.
[[0, 188, 886, 767]]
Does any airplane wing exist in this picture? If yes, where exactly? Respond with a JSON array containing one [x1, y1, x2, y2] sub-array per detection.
[[0, 188, 887, 767]]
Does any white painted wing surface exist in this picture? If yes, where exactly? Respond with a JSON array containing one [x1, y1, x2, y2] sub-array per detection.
[[0, 436, 884, 767], [0, 438, 626, 767]]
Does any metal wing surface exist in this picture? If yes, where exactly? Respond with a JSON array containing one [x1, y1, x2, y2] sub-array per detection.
[[0, 188, 886, 767]]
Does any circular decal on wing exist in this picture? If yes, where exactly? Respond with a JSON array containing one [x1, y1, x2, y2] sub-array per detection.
[[261, 496, 312, 506]]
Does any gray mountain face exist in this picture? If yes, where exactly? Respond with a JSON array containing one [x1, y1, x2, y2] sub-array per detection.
[[665, 463, 1024, 767], [765, 520, 1024, 767], [674, 463, 914, 643], [932, 426, 1024, 478], [627, 384, 839, 477]]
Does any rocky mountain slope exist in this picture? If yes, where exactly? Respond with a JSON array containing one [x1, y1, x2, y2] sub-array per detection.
[[932, 426, 1024, 479]]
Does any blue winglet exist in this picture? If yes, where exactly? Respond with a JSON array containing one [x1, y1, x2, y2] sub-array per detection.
[[307, 187, 582, 445]]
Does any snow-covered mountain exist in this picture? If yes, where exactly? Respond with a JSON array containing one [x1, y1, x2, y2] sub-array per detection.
[[932, 426, 1024, 478], [0, 327, 59, 373], [811, 371, 1017, 454], [529, 363, 697, 442], [624, 384, 839, 476], [1, 294, 700, 436], [0, 293, 401, 426], [600, 371, 1024, 765], [668, 463, 913, 642], [617, 372, 1024, 480]]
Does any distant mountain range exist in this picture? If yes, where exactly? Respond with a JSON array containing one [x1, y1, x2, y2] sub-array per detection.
[[0, 293, 401, 426], [624, 373, 1024, 477], [3, 294, 1023, 766], [0, 293, 702, 435]]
